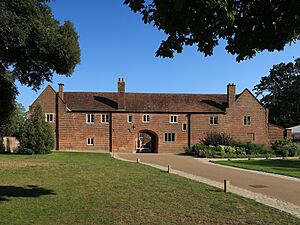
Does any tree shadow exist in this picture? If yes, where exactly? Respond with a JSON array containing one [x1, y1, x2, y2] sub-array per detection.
[[0, 185, 56, 202]]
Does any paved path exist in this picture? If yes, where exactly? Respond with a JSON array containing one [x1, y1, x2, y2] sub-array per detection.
[[117, 153, 300, 207]]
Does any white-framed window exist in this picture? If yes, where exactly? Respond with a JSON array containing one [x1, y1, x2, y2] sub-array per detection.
[[143, 114, 150, 123], [45, 113, 54, 123], [87, 137, 94, 146], [86, 114, 95, 124], [164, 133, 175, 142], [128, 115, 133, 123], [209, 116, 218, 125], [182, 123, 187, 131], [170, 115, 178, 124], [101, 114, 110, 123], [244, 116, 251, 125]]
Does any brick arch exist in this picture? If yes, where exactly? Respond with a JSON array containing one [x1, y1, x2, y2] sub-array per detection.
[[137, 130, 159, 153]]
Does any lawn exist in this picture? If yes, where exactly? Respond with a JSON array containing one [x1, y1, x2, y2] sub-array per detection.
[[214, 159, 300, 179], [0, 152, 299, 225]]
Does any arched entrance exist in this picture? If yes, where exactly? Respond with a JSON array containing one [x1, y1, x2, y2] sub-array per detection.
[[136, 130, 158, 153]]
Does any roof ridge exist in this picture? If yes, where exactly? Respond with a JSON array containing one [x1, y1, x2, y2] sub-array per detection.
[[64, 91, 227, 95]]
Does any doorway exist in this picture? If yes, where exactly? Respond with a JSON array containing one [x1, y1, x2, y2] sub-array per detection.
[[136, 130, 158, 153]]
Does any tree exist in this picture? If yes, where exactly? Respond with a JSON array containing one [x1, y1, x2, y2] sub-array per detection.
[[254, 59, 300, 128], [0, 102, 26, 137], [0, 74, 17, 127], [17, 104, 54, 154], [0, 0, 81, 126], [124, 0, 300, 61]]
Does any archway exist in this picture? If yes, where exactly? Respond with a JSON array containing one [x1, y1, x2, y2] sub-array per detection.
[[136, 130, 158, 153]]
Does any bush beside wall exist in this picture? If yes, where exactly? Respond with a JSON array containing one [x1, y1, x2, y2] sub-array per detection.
[[186, 132, 300, 158]]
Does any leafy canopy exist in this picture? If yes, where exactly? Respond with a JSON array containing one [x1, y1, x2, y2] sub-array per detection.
[[0, 0, 81, 90], [124, 0, 300, 61], [254, 59, 300, 128], [0, 102, 26, 138], [0, 74, 17, 126]]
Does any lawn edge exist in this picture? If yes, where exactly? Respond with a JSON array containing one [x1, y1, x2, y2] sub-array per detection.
[[211, 159, 300, 181], [113, 153, 300, 219]]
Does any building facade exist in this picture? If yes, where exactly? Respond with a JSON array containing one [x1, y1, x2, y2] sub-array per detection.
[[30, 78, 288, 153]]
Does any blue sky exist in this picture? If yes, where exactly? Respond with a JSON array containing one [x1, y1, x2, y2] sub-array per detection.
[[17, 0, 300, 110]]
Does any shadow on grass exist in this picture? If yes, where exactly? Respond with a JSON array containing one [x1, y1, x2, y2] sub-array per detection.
[[0, 185, 56, 201]]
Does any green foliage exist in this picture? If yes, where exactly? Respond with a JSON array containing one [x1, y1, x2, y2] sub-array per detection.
[[234, 141, 273, 155], [185, 143, 206, 157], [187, 137, 275, 158], [17, 104, 54, 154], [0, 0, 80, 131], [0, 74, 18, 127], [0, 102, 26, 137], [272, 139, 300, 157], [0, 0, 81, 90], [15, 147, 34, 155], [124, 1, 300, 61], [0, 74, 18, 152], [254, 59, 300, 128], [202, 132, 234, 146]]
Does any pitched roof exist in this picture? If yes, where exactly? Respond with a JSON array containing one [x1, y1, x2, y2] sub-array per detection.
[[64, 92, 228, 113]]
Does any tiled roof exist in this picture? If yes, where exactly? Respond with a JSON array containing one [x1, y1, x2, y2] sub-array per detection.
[[64, 92, 228, 113]]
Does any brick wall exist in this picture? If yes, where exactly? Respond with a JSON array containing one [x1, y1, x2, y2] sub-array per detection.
[[57, 99, 110, 151], [190, 90, 269, 146], [268, 124, 285, 143], [223, 90, 269, 145], [31, 85, 282, 153], [112, 113, 189, 153]]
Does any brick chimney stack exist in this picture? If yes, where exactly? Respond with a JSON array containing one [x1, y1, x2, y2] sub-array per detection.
[[118, 78, 125, 110], [58, 83, 64, 100], [227, 83, 236, 108]]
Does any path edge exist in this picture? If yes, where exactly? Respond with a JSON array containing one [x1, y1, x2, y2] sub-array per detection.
[[112, 153, 300, 219]]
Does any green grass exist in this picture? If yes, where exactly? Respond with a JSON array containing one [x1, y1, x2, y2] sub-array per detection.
[[215, 159, 300, 178], [0, 152, 299, 225]]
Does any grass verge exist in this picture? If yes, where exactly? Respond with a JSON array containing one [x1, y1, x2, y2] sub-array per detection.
[[0, 152, 299, 225], [214, 159, 300, 178]]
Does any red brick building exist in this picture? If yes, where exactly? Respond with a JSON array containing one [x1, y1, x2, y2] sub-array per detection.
[[30, 78, 288, 153]]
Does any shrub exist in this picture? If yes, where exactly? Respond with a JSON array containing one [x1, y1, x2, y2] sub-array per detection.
[[15, 147, 34, 155], [202, 132, 234, 146], [234, 141, 273, 155], [185, 144, 206, 157], [272, 139, 300, 157], [17, 104, 54, 154]]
